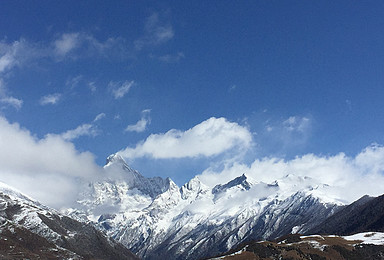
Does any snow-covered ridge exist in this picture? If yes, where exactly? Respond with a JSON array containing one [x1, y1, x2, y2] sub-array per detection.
[[0, 180, 138, 259], [71, 154, 345, 259]]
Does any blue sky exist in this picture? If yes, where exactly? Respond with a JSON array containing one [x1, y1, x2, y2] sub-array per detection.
[[1, 1, 384, 202]]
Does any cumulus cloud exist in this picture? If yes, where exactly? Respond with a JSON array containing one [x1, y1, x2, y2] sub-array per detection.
[[120, 117, 253, 159], [198, 144, 384, 203], [125, 109, 151, 133], [39, 93, 61, 105], [135, 12, 174, 50], [0, 116, 102, 208], [109, 80, 134, 99]]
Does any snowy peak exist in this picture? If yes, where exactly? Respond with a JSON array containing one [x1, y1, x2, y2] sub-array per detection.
[[212, 173, 251, 194], [180, 176, 209, 200]]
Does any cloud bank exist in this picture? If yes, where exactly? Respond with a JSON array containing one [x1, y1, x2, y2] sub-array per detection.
[[0, 116, 102, 208], [120, 117, 253, 159], [198, 144, 384, 203]]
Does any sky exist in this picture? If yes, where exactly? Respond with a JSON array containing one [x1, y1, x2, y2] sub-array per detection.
[[1, 1, 384, 208]]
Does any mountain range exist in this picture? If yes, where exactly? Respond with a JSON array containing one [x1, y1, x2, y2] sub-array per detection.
[[2, 153, 384, 259], [69, 154, 344, 259]]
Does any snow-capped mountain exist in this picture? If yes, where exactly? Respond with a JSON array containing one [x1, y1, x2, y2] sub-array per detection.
[[71, 154, 344, 260], [0, 182, 138, 259]]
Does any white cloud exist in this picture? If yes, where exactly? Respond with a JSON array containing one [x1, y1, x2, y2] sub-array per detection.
[[120, 117, 253, 159], [135, 13, 174, 50], [39, 93, 61, 105], [59, 123, 99, 141], [198, 144, 384, 203], [125, 109, 151, 133], [110, 80, 134, 99], [0, 116, 102, 208]]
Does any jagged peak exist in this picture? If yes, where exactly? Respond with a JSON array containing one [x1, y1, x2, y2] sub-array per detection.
[[212, 173, 251, 194]]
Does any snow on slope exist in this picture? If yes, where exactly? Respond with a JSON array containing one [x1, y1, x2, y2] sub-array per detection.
[[343, 232, 384, 245], [72, 154, 345, 259], [0, 181, 138, 259]]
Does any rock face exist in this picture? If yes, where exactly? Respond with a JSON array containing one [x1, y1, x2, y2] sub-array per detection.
[[0, 182, 138, 260], [72, 154, 344, 260]]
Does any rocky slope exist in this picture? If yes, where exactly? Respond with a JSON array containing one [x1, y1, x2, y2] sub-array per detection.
[[0, 182, 138, 260], [308, 194, 384, 236]]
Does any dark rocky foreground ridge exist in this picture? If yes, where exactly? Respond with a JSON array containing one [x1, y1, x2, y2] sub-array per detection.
[[209, 233, 384, 260], [0, 186, 139, 260], [210, 193, 384, 260]]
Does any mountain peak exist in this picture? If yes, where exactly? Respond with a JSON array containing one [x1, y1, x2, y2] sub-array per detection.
[[106, 153, 126, 166], [212, 173, 251, 194]]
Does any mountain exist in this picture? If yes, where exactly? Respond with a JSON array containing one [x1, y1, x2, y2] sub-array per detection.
[[308, 193, 384, 235], [70, 154, 344, 260], [208, 232, 384, 260], [0, 182, 138, 260]]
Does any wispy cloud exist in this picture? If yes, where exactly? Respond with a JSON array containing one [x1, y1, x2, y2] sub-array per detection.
[[59, 123, 99, 141], [109, 80, 135, 99], [39, 93, 61, 105], [0, 38, 38, 73], [66, 75, 83, 89], [228, 85, 237, 92], [88, 81, 97, 92], [120, 117, 253, 159], [53, 32, 81, 57], [52, 32, 131, 60], [157, 52, 184, 63], [94, 113, 106, 122], [283, 116, 310, 133], [0, 96, 23, 110], [0, 79, 23, 110], [135, 12, 174, 50], [125, 109, 151, 133]]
